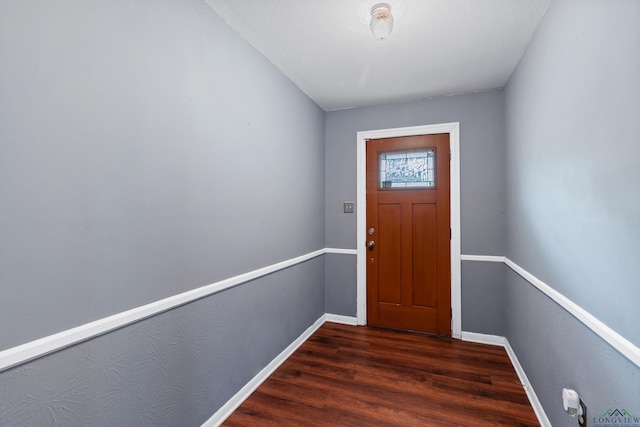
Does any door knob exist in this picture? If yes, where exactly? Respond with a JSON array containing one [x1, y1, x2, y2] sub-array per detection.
[[367, 240, 375, 250]]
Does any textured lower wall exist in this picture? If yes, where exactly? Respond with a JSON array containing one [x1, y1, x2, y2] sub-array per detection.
[[504, 268, 640, 427], [324, 253, 357, 317], [0, 257, 325, 427], [461, 261, 505, 336]]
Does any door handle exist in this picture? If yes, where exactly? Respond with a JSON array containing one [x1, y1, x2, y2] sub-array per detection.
[[367, 240, 375, 250]]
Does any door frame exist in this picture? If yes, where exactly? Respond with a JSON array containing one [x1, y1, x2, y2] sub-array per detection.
[[356, 122, 462, 338]]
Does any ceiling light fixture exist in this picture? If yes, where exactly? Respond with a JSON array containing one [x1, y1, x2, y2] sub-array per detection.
[[370, 3, 394, 40]]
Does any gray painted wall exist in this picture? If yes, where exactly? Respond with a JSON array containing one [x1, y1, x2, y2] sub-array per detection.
[[461, 261, 505, 336], [325, 253, 357, 317], [504, 0, 640, 424], [505, 269, 640, 427], [324, 91, 507, 330], [0, 0, 325, 350], [505, 0, 640, 348], [0, 258, 325, 427], [325, 91, 506, 254], [0, 0, 327, 425], [4, 0, 637, 425]]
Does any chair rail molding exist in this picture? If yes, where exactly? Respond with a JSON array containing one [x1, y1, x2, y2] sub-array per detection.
[[461, 255, 640, 368], [0, 249, 326, 372]]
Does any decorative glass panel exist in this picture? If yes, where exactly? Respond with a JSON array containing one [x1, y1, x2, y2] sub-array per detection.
[[379, 150, 435, 189]]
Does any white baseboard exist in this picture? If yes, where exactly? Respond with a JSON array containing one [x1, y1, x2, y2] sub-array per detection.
[[460, 331, 506, 346], [325, 314, 359, 325], [460, 331, 550, 427], [504, 338, 551, 427], [206, 325, 550, 427], [201, 315, 326, 427], [203, 314, 356, 426]]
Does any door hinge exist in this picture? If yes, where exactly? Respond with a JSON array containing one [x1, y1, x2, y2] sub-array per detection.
[[449, 150, 452, 160], [450, 228, 452, 240]]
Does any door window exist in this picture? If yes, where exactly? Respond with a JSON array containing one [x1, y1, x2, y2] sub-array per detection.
[[379, 149, 435, 189]]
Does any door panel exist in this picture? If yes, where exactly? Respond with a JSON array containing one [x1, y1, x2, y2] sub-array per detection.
[[377, 304, 438, 332], [412, 203, 437, 308], [366, 134, 451, 336], [378, 203, 401, 304]]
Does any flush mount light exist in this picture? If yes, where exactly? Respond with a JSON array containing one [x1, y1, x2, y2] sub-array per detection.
[[370, 3, 394, 40]]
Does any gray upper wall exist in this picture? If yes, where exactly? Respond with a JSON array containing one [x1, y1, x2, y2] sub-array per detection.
[[325, 91, 506, 255], [504, 0, 640, 347], [0, 0, 325, 350]]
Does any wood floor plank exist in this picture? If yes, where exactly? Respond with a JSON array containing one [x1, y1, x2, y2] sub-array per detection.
[[223, 324, 540, 426]]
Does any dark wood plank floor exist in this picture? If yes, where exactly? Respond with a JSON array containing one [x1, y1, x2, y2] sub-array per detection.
[[223, 323, 539, 426]]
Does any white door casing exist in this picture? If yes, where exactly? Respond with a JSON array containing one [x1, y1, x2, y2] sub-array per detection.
[[356, 122, 462, 338]]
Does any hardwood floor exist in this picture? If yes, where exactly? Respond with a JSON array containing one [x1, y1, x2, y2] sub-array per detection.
[[223, 323, 540, 426]]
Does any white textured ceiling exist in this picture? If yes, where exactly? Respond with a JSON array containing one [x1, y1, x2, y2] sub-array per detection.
[[205, 0, 549, 111]]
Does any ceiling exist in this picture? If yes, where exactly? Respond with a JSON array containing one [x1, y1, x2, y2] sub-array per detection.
[[204, 0, 550, 111]]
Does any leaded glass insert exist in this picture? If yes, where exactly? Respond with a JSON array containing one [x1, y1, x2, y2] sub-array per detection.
[[379, 150, 435, 189]]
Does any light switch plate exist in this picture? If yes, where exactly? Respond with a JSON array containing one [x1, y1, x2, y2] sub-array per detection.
[[343, 201, 354, 213]]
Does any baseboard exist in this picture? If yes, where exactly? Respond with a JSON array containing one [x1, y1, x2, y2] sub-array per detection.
[[461, 331, 550, 427], [201, 315, 326, 427], [325, 314, 358, 325], [504, 338, 552, 427], [460, 331, 506, 346], [206, 325, 550, 427]]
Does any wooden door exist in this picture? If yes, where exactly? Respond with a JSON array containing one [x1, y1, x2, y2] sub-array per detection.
[[366, 134, 451, 336]]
